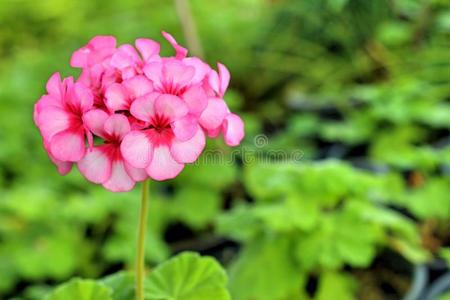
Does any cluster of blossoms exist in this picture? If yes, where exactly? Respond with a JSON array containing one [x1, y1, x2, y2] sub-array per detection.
[[34, 32, 244, 192]]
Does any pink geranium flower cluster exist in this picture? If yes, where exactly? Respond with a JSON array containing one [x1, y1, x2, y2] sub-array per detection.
[[34, 32, 244, 192]]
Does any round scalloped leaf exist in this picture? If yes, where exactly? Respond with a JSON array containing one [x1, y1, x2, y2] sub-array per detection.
[[145, 252, 230, 300], [46, 278, 112, 300], [102, 271, 135, 300]]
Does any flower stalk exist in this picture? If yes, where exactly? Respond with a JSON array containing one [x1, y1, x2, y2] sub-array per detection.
[[136, 179, 149, 300]]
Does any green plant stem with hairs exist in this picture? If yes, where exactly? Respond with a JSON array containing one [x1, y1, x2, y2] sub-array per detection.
[[136, 180, 149, 300]]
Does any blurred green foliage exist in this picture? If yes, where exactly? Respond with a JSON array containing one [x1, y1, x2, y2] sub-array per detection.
[[0, 0, 449, 299]]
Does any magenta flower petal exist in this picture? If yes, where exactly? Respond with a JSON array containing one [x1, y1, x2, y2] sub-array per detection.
[[163, 60, 195, 86], [125, 162, 148, 182], [37, 107, 72, 140], [208, 63, 230, 98], [154, 94, 188, 121], [170, 126, 205, 163], [54, 160, 73, 175], [122, 75, 153, 99], [110, 45, 138, 69], [143, 62, 163, 84], [183, 57, 210, 85], [104, 114, 131, 140], [206, 126, 222, 138], [50, 129, 86, 162], [217, 63, 230, 96], [71, 36, 116, 68], [145, 145, 184, 181], [130, 93, 158, 122], [199, 97, 228, 130], [70, 50, 89, 69], [105, 83, 129, 112], [103, 160, 135, 192], [89, 36, 116, 50], [182, 85, 207, 115], [83, 109, 109, 139], [121, 131, 154, 168], [171, 115, 198, 142], [223, 113, 245, 146], [69, 82, 94, 111], [46, 144, 73, 175], [46, 72, 63, 99], [136, 38, 160, 61], [162, 31, 188, 59], [78, 147, 112, 183]]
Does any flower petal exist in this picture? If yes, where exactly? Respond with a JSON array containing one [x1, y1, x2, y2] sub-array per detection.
[[123, 75, 153, 99], [72, 82, 94, 111], [154, 94, 188, 121], [83, 109, 109, 138], [218, 63, 230, 96], [90, 35, 116, 50], [171, 115, 198, 141], [55, 160, 73, 175], [198, 97, 228, 130], [46, 72, 62, 99], [170, 126, 205, 163], [181, 85, 208, 115], [125, 162, 148, 181], [37, 107, 72, 140], [103, 160, 135, 192], [162, 31, 188, 59], [71, 36, 116, 68], [146, 145, 184, 181], [208, 69, 220, 95], [136, 38, 160, 62], [104, 114, 131, 140], [143, 62, 163, 85], [110, 45, 138, 69], [70, 48, 89, 68], [78, 146, 112, 183], [50, 129, 86, 162], [121, 131, 154, 168], [223, 113, 244, 146], [105, 83, 129, 112], [206, 126, 221, 138], [163, 60, 195, 86], [183, 57, 210, 84], [130, 92, 159, 122], [48, 151, 73, 175]]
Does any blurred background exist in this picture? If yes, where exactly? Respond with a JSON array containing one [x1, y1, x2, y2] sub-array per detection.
[[0, 0, 449, 299]]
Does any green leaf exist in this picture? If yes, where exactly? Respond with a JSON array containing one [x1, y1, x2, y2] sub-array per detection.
[[439, 248, 450, 267], [216, 204, 262, 242], [296, 211, 379, 270], [438, 291, 450, 300], [316, 271, 357, 300], [145, 252, 230, 300], [229, 235, 303, 300], [46, 278, 112, 300], [171, 187, 221, 229], [102, 271, 135, 300], [405, 178, 450, 220]]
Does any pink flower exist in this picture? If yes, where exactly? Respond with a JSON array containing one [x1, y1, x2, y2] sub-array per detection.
[[142, 33, 211, 116], [34, 32, 245, 191], [121, 93, 205, 181], [110, 38, 161, 79], [78, 111, 147, 192], [34, 72, 93, 163], [200, 63, 245, 146], [104, 75, 153, 113], [71, 36, 117, 68]]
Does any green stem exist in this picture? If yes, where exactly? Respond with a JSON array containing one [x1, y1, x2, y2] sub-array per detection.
[[136, 180, 149, 300]]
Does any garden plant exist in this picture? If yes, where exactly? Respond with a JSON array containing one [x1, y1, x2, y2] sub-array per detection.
[[0, 0, 449, 299]]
